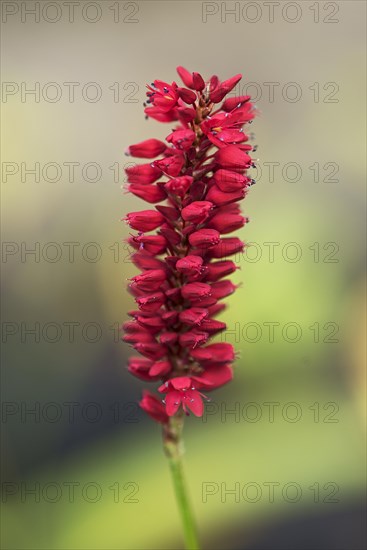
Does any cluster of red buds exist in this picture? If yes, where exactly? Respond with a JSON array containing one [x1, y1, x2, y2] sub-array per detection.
[[123, 66, 257, 422]]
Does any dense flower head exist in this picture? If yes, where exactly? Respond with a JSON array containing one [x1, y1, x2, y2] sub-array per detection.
[[124, 66, 257, 422]]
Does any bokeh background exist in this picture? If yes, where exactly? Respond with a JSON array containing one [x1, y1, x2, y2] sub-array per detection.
[[1, 1, 366, 548]]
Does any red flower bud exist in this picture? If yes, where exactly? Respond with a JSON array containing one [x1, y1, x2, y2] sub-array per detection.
[[188, 229, 221, 249], [159, 331, 178, 345], [193, 364, 233, 389], [131, 253, 166, 271], [126, 163, 162, 184], [179, 330, 209, 349], [210, 74, 242, 103], [176, 66, 194, 88], [176, 255, 205, 278], [139, 391, 169, 423], [128, 357, 155, 381], [136, 315, 165, 333], [131, 234, 168, 255], [127, 139, 167, 158], [133, 341, 166, 360], [177, 107, 197, 123], [131, 269, 167, 292], [208, 237, 245, 258], [181, 282, 212, 301], [215, 145, 252, 171], [191, 343, 235, 364], [129, 356, 171, 379], [123, 330, 153, 344], [144, 107, 178, 123], [128, 184, 166, 204], [153, 154, 185, 176], [206, 185, 246, 207], [182, 201, 213, 224], [210, 280, 237, 299], [208, 213, 247, 234], [161, 311, 178, 324], [136, 291, 166, 313], [166, 129, 196, 151], [192, 72, 205, 91], [221, 95, 251, 112], [179, 307, 208, 326], [205, 260, 237, 281], [213, 169, 250, 192], [177, 87, 197, 104], [199, 318, 226, 334], [207, 303, 227, 317], [125, 210, 164, 232], [165, 175, 193, 197], [149, 360, 172, 377]]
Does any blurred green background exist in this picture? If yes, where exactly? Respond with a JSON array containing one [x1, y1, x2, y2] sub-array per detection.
[[1, 1, 366, 548]]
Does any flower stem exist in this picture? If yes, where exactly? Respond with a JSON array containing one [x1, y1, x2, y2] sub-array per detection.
[[163, 415, 201, 550]]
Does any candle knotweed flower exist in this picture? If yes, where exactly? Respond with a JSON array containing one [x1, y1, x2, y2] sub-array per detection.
[[123, 66, 257, 422]]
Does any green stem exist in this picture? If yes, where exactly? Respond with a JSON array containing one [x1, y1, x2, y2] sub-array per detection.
[[163, 415, 201, 550]]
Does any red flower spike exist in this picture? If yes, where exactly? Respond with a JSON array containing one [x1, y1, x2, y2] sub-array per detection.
[[123, 67, 257, 421]]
